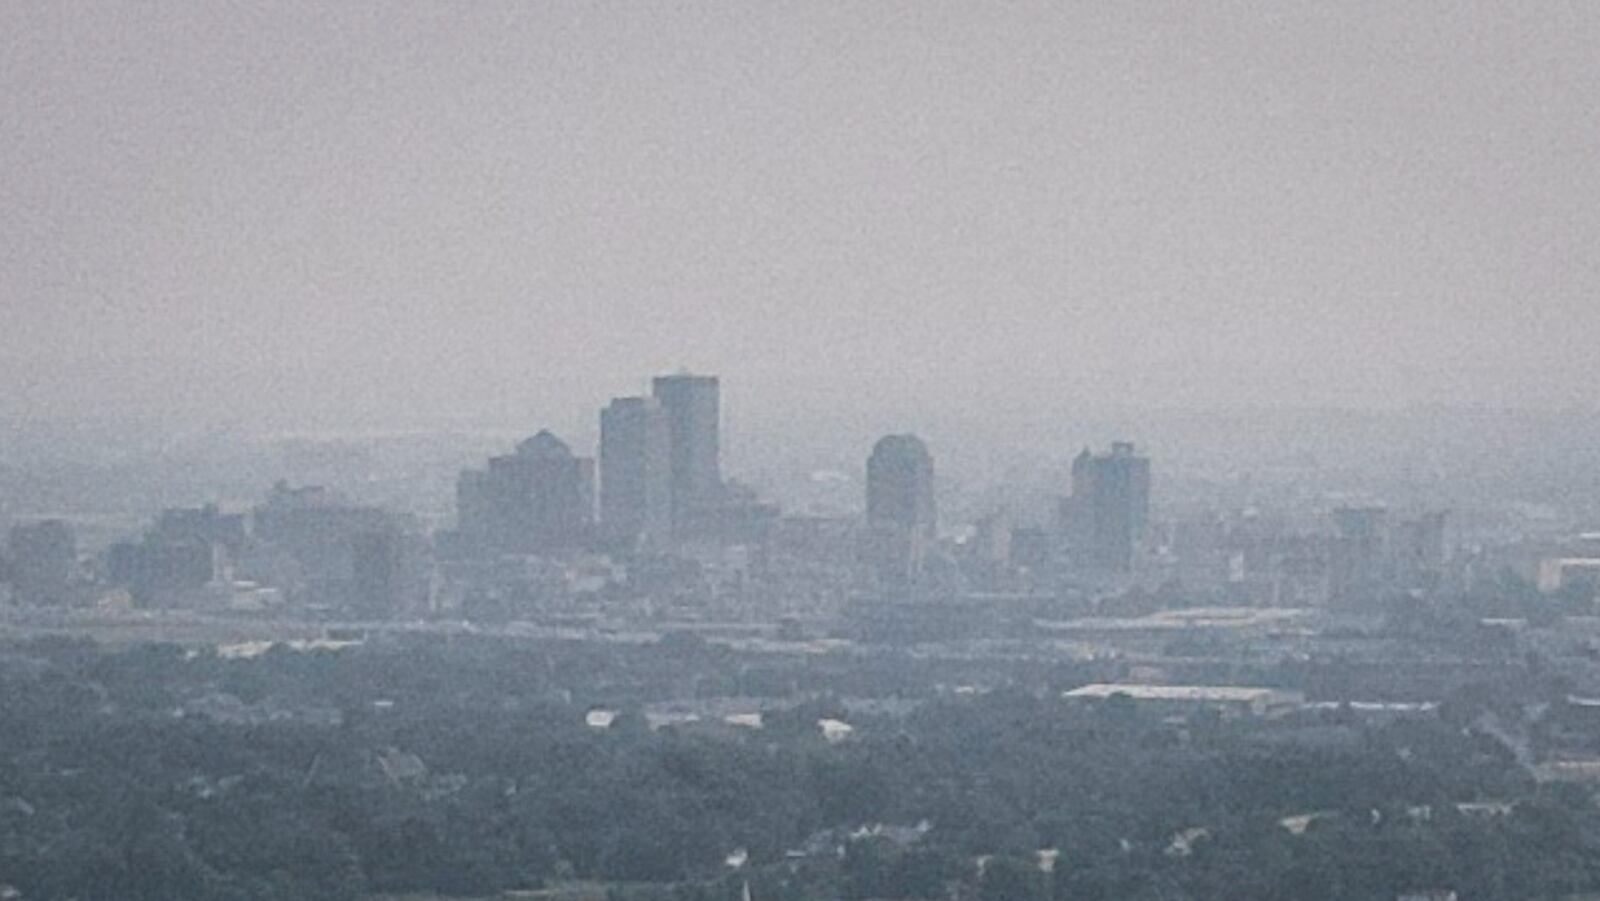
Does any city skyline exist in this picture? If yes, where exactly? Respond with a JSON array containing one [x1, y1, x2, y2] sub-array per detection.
[[5, 5, 1600, 898]]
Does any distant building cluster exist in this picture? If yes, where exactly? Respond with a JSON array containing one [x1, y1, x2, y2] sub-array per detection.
[[1, 484, 429, 615], [456, 431, 595, 555], [5, 370, 1591, 625]]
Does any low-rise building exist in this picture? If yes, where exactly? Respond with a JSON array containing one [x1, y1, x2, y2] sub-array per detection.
[[1063, 683, 1304, 718]]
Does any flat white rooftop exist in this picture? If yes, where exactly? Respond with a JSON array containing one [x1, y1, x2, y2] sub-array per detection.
[[1064, 683, 1294, 703]]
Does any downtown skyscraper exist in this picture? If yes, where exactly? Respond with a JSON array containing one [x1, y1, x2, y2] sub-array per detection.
[[866, 434, 937, 541], [1065, 442, 1151, 574], [865, 433, 937, 593], [599, 396, 673, 549], [651, 373, 722, 531], [455, 431, 595, 555]]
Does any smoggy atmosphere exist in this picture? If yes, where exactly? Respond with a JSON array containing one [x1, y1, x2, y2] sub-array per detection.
[[8, 6, 1600, 901], [4, 1, 1598, 430]]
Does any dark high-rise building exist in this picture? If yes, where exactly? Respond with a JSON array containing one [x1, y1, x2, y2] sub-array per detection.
[[6, 520, 76, 606], [865, 434, 937, 592], [866, 434, 937, 540], [651, 373, 722, 527], [1065, 442, 1151, 574], [456, 431, 595, 555], [600, 396, 673, 548]]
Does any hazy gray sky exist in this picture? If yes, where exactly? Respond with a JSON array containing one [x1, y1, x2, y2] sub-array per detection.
[[3, 1, 1597, 430]]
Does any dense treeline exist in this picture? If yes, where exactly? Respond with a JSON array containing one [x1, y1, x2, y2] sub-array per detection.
[[0, 635, 1593, 900]]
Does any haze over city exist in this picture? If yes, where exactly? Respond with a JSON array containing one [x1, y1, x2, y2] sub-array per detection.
[[7, 4, 1600, 900], [4, 1, 1598, 434]]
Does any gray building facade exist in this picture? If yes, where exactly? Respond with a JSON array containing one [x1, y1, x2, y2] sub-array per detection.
[[651, 373, 722, 529], [600, 396, 673, 548]]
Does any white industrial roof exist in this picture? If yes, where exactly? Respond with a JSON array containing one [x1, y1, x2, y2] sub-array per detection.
[[1064, 683, 1289, 702]]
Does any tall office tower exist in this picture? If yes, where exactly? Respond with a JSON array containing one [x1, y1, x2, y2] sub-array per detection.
[[1065, 442, 1151, 574], [651, 373, 722, 526], [5, 520, 76, 605], [457, 431, 595, 554], [600, 396, 673, 548], [864, 434, 937, 592], [866, 434, 937, 539]]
